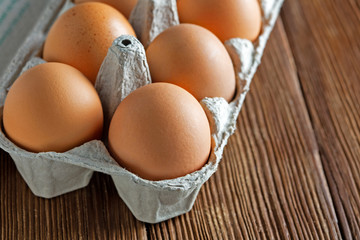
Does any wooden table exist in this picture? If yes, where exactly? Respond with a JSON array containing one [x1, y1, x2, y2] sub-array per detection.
[[1, 0, 359, 239]]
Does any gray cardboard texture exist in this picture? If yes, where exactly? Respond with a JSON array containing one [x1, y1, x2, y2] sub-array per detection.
[[0, 0, 284, 223], [95, 35, 152, 138], [130, 0, 179, 48], [0, 0, 59, 77], [0, 0, 67, 104]]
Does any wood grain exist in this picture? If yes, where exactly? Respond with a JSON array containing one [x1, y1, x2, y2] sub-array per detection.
[[281, 0, 360, 238], [145, 19, 341, 239]]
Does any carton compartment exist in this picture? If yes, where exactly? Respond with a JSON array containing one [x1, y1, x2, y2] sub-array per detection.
[[0, 0, 284, 223]]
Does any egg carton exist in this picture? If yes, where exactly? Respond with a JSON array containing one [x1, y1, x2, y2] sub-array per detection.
[[0, 0, 284, 223]]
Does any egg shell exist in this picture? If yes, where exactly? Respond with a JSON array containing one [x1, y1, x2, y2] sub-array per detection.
[[146, 24, 236, 102], [74, 0, 138, 18], [3, 62, 104, 153], [0, 0, 284, 223], [177, 0, 262, 42], [43, 2, 136, 84], [108, 83, 212, 181]]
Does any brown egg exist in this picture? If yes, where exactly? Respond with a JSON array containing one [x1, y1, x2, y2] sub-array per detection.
[[3, 63, 103, 153], [146, 24, 236, 102], [108, 83, 211, 181], [177, 0, 262, 42], [74, 0, 138, 18], [43, 2, 136, 84]]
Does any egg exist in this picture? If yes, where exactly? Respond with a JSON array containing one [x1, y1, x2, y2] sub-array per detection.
[[177, 0, 262, 42], [74, 0, 138, 18], [3, 62, 104, 153], [108, 83, 211, 181], [146, 24, 236, 102], [43, 2, 136, 84]]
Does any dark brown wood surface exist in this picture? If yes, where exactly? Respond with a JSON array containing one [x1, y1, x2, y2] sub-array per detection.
[[1, 0, 359, 239]]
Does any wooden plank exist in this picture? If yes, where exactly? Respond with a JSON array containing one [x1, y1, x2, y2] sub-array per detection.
[[281, 0, 360, 238], [0, 152, 147, 240], [146, 19, 341, 239]]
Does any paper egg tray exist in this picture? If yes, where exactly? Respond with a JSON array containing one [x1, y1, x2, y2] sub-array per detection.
[[0, 0, 284, 223]]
